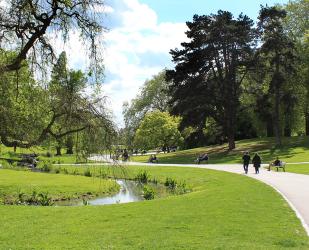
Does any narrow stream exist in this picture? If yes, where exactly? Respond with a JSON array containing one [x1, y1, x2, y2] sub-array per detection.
[[88, 179, 144, 205], [55, 179, 144, 206]]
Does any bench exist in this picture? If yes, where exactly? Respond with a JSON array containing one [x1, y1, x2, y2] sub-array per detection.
[[268, 161, 286, 172], [195, 156, 209, 164]]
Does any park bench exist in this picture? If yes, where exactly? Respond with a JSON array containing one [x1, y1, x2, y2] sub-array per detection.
[[195, 155, 209, 164], [268, 161, 286, 172]]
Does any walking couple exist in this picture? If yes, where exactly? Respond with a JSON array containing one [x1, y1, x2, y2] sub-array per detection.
[[242, 152, 261, 174]]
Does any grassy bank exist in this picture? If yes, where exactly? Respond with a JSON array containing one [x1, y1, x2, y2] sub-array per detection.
[[0, 165, 308, 249], [132, 137, 309, 165], [0, 169, 119, 203], [0, 144, 103, 164]]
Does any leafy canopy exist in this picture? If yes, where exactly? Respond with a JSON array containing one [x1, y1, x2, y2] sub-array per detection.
[[134, 111, 183, 150]]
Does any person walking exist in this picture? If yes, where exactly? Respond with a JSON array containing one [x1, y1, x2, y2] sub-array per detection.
[[242, 151, 250, 174], [252, 153, 262, 174]]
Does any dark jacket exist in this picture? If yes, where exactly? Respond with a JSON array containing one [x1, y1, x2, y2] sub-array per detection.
[[252, 154, 261, 168], [242, 154, 250, 165]]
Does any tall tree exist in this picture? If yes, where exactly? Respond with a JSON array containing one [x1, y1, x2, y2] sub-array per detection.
[[167, 11, 256, 150], [122, 70, 170, 149], [283, 0, 309, 135], [0, 51, 114, 150], [258, 6, 297, 146]]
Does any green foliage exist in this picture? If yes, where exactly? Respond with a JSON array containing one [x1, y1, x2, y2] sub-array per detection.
[[257, 6, 298, 145], [164, 177, 177, 190], [134, 111, 183, 150], [164, 177, 189, 194], [38, 161, 52, 173], [167, 11, 256, 150], [84, 168, 92, 177], [143, 185, 155, 200], [38, 193, 54, 206], [122, 70, 171, 149], [135, 171, 150, 184]]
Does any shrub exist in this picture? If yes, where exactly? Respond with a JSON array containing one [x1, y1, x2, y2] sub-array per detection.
[[38, 192, 53, 206], [165, 177, 177, 190], [84, 168, 91, 177], [152, 178, 158, 185], [46, 152, 52, 157], [16, 190, 26, 204], [143, 186, 155, 200], [175, 181, 190, 195], [55, 168, 60, 174], [135, 171, 150, 184], [0, 160, 11, 169], [38, 161, 52, 172]]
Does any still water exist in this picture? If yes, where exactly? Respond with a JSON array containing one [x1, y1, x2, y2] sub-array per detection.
[[55, 179, 144, 206], [88, 179, 144, 205]]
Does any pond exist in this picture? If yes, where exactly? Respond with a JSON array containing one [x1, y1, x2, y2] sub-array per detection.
[[55, 179, 144, 206]]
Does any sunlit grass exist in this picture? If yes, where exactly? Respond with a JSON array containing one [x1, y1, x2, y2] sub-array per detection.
[[132, 137, 309, 166], [0, 169, 119, 201], [0, 165, 308, 249]]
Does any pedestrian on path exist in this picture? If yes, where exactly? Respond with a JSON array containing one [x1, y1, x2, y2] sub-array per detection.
[[242, 151, 250, 174], [252, 153, 261, 174]]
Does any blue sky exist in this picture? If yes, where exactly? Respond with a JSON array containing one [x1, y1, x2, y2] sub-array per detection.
[[64, 0, 289, 126], [139, 0, 288, 22]]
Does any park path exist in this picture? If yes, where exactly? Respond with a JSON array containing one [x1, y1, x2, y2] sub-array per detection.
[[57, 156, 309, 236]]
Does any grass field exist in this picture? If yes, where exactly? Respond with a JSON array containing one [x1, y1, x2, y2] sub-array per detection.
[[0, 144, 105, 164], [281, 164, 309, 175], [0, 165, 308, 249], [132, 137, 309, 174], [0, 169, 119, 202]]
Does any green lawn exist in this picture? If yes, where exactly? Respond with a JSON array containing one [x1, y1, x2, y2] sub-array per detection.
[[0, 143, 105, 164], [0, 166, 308, 249], [283, 164, 309, 175], [0, 169, 119, 202], [132, 136, 309, 164]]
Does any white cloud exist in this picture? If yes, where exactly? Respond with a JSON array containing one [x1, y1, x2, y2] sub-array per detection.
[[49, 0, 189, 127], [100, 0, 189, 126]]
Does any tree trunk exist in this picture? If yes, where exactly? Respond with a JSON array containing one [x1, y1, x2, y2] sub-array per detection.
[[306, 112, 309, 136], [226, 114, 236, 150], [284, 118, 291, 137], [228, 134, 235, 150], [66, 146, 73, 154], [56, 146, 62, 156], [284, 127, 291, 137], [273, 80, 282, 146], [266, 120, 274, 137], [66, 136, 74, 154]]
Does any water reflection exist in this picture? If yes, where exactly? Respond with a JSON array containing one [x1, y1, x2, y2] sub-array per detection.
[[88, 179, 144, 205], [55, 179, 144, 206]]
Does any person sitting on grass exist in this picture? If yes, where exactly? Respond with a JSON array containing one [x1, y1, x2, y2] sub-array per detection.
[[148, 154, 158, 163], [196, 153, 209, 164]]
